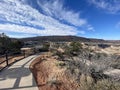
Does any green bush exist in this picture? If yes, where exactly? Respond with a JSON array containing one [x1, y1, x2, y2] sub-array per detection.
[[64, 41, 83, 56], [0, 34, 24, 54], [70, 41, 82, 52], [42, 42, 50, 51]]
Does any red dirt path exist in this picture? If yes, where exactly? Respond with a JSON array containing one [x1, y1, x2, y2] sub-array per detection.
[[30, 53, 78, 90]]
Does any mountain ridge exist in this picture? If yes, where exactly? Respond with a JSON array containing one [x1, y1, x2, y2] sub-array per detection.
[[19, 35, 107, 43]]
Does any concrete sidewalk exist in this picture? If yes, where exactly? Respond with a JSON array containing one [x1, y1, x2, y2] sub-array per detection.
[[0, 55, 39, 90]]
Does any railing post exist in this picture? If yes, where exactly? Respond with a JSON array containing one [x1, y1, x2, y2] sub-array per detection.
[[34, 48, 36, 54], [5, 51, 8, 66], [24, 50, 25, 58]]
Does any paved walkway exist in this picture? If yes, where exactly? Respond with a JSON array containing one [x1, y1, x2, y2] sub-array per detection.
[[0, 55, 39, 90]]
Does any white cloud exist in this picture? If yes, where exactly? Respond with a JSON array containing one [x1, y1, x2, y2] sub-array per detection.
[[37, 0, 87, 27], [0, 0, 94, 38], [7, 33, 36, 38], [87, 25, 95, 31], [90, 0, 120, 14], [0, 23, 78, 36]]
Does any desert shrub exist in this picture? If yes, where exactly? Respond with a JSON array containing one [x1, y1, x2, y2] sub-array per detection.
[[40, 42, 50, 52], [111, 63, 120, 69], [0, 34, 24, 54], [90, 52, 108, 62], [56, 51, 64, 60], [64, 41, 83, 56], [9, 40, 24, 53], [0, 35, 11, 54], [110, 55, 120, 69], [94, 79, 120, 90], [79, 76, 120, 90], [70, 41, 82, 52], [50, 41, 120, 89], [56, 61, 66, 68]]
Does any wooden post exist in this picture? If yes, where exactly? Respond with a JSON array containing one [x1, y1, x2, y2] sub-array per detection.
[[5, 51, 8, 66], [34, 48, 36, 54], [24, 50, 25, 58]]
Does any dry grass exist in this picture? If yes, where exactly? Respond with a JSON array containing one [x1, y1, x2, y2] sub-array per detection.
[[79, 74, 120, 90]]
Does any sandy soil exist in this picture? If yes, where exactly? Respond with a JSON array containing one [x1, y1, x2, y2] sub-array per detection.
[[30, 52, 78, 90], [90, 45, 120, 54]]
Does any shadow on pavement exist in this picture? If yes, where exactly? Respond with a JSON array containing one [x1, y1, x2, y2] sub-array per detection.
[[0, 56, 38, 90]]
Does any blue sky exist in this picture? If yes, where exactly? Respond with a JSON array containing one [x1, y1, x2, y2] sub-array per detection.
[[0, 0, 120, 40]]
